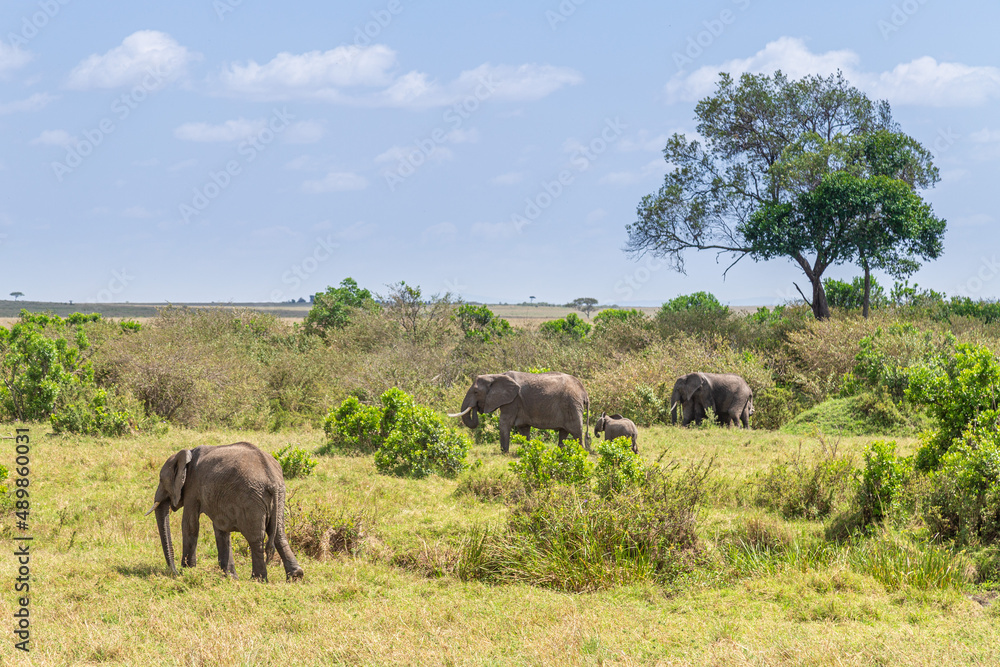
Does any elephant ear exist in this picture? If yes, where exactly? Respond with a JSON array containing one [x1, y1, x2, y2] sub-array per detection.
[[165, 449, 193, 509], [609, 414, 624, 420], [483, 374, 520, 414]]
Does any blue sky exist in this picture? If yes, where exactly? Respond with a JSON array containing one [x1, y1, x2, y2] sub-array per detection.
[[2, 0, 999, 306]]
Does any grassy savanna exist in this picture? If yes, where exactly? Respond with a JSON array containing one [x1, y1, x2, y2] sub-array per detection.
[[3, 425, 999, 666], [3, 292, 1000, 664]]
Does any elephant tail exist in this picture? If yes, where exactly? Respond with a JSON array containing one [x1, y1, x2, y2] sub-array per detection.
[[748, 394, 755, 415], [265, 489, 279, 563]]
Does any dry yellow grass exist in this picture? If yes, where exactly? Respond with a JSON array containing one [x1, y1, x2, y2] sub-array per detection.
[[2, 424, 997, 665]]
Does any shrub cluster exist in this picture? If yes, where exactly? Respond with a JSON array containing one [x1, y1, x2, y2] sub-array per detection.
[[323, 388, 471, 478], [273, 445, 317, 479]]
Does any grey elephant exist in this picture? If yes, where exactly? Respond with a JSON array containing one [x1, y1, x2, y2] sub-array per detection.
[[670, 372, 753, 428], [146, 441, 304, 582], [450, 371, 589, 453], [594, 413, 639, 453]]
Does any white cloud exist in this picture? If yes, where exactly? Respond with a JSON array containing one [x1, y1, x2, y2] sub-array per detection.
[[335, 221, 377, 240], [0, 93, 55, 114], [301, 171, 368, 193], [122, 206, 156, 218], [218, 45, 397, 99], [491, 171, 524, 185], [617, 131, 668, 153], [971, 128, 1000, 143], [446, 128, 479, 144], [422, 222, 456, 242], [217, 45, 582, 108], [174, 118, 265, 142], [30, 129, 74, 148], [251, 225, 298, 240], [471, 221, 517, 240], [284, 155, 330, 171], [665, 37, 1000, 108], [284, 120, 326, 144], [598, 159, 663, 186], [0, 43, 31, 75], [375, 144, 453, 164], [167, 158, 198, 172], [67, 30, 198, 90]]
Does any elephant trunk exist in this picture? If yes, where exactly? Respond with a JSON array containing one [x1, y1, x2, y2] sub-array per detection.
[[459, 391, 479, 429], [670, 386, 680, 424], [155, 501, 178, 576]]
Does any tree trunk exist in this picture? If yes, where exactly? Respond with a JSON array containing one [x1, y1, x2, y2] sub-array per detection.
[[811, 277, 831, 320], [862, 256, 871, 319]]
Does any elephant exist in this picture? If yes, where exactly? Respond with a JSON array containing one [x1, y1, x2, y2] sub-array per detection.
[[449, 371, 589, 453], [670, 372, 753, 428], [146, 441, 304, 582], [594, 413, 639, 453]]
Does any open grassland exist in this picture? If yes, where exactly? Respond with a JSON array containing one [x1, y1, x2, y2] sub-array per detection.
[[3, 424, 998, 666]]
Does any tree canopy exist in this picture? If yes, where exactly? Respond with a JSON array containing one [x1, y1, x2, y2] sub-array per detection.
[[626, 70, 946, 319], [303, 278, 377, 335]]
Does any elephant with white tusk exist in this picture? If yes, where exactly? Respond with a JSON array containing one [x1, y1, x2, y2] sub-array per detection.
[[670, 372, 753, 428], [594, 413, 639, 453], [148, 441, 304, 582], [450, 371, 590, 453]]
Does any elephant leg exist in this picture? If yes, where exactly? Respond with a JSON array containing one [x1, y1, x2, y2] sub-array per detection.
[[181, 506, 200, 568], [631, 436, 638, 454], [557, 429, 569, 446], [247, 533, 268, 582], [275, 532, 304, 581], [740, 405, 750, 428], [498, 412, 517, 454], [516, 425, 531, 439], [214, 528, 236, 578]]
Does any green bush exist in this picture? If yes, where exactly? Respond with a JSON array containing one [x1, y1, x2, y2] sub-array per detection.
[[593, 308, 646, 327], [752, 386, 797, 430], [0, 463, 10, 512], [753, 444, 856, 520], [660, 292, 728, 314], [539, 313, 591, 341], [273, 445, 317, 479], [303, 278, 378, 335], [50, 387, 136, 437], [907, 342, 1000, 470], [321, 395, 384, 454], [594, 436, 645, 496], [824, 276, 887, 311], [454, 304, 513, 343], [322, 388, 471, 478], [510, 436, 593, 490], [856, 440, 911, 526]]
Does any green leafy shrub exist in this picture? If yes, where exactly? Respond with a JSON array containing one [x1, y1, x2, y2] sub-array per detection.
[[753, 443, 856, 519], [824, 276, 887, 311], [856, 440, 911, 525], [510, 436, 593, 490], [752, 386, 797, 430], [593, 308, 646, 327], [273, 445, 317, 479], [539, 313, 591, 341], [907, 342, 1000, 470], [454, 304, 513, 343], [594, 436, 645, 496], [322, 388, 471, 478], [0, 463, 10, 512], [50, 387, 136, 437], [303, 278, 378, 335], [321, 396, 384, 454], [922, 422, 1000, 544]]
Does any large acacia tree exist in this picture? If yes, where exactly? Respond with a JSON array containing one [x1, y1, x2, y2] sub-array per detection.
[[626, 71, 946, 319]]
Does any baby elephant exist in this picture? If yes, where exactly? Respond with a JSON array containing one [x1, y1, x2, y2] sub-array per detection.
[[147, 441, 304, 582], [594, 413, 639, 453]]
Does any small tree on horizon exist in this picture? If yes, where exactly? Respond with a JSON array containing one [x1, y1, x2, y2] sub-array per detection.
[[10, 292, 23, 301], [570, 297, 599, 318]]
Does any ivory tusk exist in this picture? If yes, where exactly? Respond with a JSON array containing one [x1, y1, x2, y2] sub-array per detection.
[[145, 501, 160, 516], [447, 406, 473, 418]]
